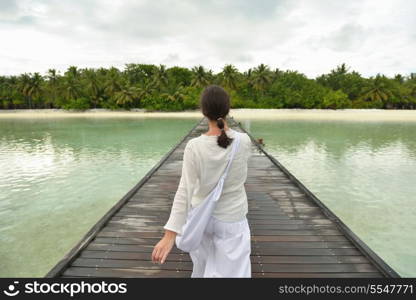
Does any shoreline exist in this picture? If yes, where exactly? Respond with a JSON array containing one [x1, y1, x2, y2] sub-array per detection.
[[0, 108, 416, 122]]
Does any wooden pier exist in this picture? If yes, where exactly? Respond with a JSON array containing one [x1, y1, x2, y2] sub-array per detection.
[[46, 116, 400, 278]]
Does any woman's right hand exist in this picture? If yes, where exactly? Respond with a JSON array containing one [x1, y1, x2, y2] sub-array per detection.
[[151, 230, 177, 264]]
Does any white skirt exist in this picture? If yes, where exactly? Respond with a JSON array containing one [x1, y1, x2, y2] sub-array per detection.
[[188, 215, 251, 278]]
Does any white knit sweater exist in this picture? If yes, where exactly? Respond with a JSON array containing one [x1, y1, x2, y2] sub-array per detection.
[[163, 128, 252, 234]]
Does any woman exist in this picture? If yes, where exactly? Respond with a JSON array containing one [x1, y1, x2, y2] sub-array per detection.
[[151, 85, 252, 277]]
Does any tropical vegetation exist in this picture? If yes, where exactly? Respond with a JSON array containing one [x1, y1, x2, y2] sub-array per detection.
[[0, 63, 415, 110]]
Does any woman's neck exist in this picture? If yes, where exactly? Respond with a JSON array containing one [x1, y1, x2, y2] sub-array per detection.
[[204, 120, 229, 136]]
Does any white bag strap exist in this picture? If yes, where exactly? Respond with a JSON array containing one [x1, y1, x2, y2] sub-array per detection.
[[219, 131, 241, 181]]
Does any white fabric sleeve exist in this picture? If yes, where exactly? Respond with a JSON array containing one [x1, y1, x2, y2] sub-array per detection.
[[163, 141, 198, 234]]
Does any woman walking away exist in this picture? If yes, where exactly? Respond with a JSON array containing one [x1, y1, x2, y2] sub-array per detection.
[[151, 84, 252, 278]]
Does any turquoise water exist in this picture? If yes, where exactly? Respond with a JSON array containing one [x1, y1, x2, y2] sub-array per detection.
[[0, 115, 415, 277], [0, 117, 200, 277], [239, 118, 416, 277]]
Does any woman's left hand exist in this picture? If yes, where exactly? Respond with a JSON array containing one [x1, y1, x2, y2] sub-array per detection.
[[151, 230, 176, 264]]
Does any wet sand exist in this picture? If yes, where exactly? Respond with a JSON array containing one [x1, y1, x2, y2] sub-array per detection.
[[0, 108, 415, 122]]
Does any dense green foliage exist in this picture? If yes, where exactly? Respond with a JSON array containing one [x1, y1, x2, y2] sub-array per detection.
[[1, 63, 415, 110]]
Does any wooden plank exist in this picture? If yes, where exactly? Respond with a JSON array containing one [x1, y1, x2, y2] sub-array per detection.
[[72, 258, 193, 270], [70, 258, 379, 274], [80, 250, 187, 261], [102, 227, 344, 236], [252, 235, 349, 242], [63, 267, 191, 278], [252, 241, 355, 249], [109, 216, 335, 225], [80, 251, 370, 264], [90, 237, 354, 249], [85, 243, 362, 256]]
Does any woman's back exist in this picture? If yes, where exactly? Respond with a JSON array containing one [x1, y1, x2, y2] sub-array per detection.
[[163, 127, 252, 234], [188, 128, 252, 222]]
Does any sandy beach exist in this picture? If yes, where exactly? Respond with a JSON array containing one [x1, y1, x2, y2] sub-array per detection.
[[0, 108, 415, 122]]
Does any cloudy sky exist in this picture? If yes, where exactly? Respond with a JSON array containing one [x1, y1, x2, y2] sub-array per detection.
[[0, 0, 415, 78]]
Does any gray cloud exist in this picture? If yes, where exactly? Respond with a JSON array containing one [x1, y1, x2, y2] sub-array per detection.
[[320, 24, 368, 52], [163, 53, 180, 63], [0, 0, 18, 16], [0, 0, 415, 77]]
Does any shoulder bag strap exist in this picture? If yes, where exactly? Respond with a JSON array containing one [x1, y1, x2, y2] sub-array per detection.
[[219, 131, 241, 181]]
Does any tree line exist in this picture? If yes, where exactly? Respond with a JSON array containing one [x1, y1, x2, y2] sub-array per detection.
[[0, 63, 415, 111]]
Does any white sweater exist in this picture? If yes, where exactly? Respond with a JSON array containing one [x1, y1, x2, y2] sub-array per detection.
[[163, 127, 252, 234]]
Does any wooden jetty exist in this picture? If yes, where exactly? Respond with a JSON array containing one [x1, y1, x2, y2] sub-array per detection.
[[46, 116, 400, 278]]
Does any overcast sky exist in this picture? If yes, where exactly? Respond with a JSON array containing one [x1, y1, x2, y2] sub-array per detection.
[[1, 0, 415, 78]]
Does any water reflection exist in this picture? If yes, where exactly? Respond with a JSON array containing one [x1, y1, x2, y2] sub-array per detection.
[[0, 117, 199, 277], [241, 118, 416, 277]]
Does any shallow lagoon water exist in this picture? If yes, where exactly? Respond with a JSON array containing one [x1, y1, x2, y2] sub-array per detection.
[[0, 117, 200, 277], [0, 110, 415, 277], [240, 117, 416, 277]]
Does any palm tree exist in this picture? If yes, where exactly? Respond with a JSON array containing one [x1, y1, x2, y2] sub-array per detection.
[[18, 73, 32, 108], [361, 74, 392, 104], [220, 64, 239, 90], [152, 64, 169, 91], [20, 73, 43, 109], [61, 67, 83, 104], [244, 68, 253, 79], [105, 68, 122, 98], [137, 81, 155, 106], [124, 63, 143, 84], [114, 86, 140, 107], [0, 76, 18, 108], [394, 74, 405, 84], [251, 64, 272, 95], [46, 69, 60, 108], [65, 66, 80, 79], [272, 68, 283, 82], [334, 63, 349, 75], [406, 80, 416, 108], [190, 65, 210, 88], [30, 73, 44, 108], [243, 68, 254, 90], [62, 76, 81, 103], [84, 69, 102, 108], [162, 86, 186, 103], [47, 69, 58, 82]]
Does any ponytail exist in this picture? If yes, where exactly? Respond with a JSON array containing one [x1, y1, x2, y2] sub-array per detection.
[[216, 117, 233, 149]]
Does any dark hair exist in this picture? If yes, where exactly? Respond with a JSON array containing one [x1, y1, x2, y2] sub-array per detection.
[[200, 85, 234, 149]]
